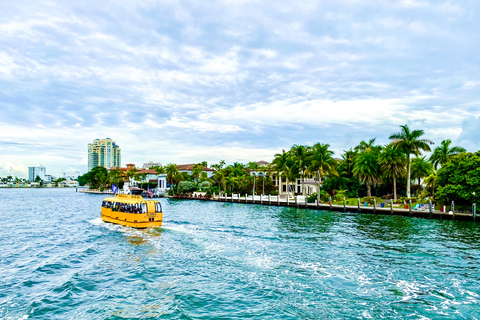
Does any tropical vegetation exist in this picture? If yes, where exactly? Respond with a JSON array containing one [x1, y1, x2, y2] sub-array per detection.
[[25, 124, 476, 207]]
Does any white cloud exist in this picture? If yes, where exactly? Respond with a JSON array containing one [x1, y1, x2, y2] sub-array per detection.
[[0, 0, 480, 178]]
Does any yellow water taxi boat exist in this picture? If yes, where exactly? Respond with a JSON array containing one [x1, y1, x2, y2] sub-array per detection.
[[101, 194, 163, 228]]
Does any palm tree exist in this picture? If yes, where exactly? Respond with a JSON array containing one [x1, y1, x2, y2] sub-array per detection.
[[247, 162, 259, 195], [192, 164, 203, 182], [165, 164, 179, 192], [341, 149, 356, 176], [354, 138, 378, 152], [389, 124, 434, 198], [283, 163, 299, 197], [410, 156, 433, 194], [272, 149, 289, 195], [378, 144, 406, 201], [290, 145, 309, 195], [306, 143, 338, 202], [210, 160, 226, 171], [353, 150, 381, 197], [126, 167, 139, 186], [424, 173, 438, 196], [109, 169, 123, 188], [136, 172, 148, 185], [151, 165, 165, 175], [213, 170, 226, 193], [429, 139, 466, 170], [224, 174, 237, 193]]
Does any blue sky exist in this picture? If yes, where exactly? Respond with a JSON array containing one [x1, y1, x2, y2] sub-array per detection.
[[1, 0, 480, 178]]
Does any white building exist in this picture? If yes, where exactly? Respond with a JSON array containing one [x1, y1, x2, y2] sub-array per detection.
[[143, 161, 162, 170], [28, 165, 46, 182], [63, 171, 80, 180]]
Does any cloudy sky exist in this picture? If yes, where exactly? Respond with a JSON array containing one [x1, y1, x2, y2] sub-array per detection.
[[1, 0, 480, 178]]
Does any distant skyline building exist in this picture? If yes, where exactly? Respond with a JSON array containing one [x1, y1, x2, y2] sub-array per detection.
[[143, 161, 162, 169], [28, 165, 46, 182], [88, 138, 121, 171]]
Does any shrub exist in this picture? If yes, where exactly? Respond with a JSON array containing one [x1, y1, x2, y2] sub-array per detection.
[[198, 181, 212, 192], [307, 193, 318, 203], [178, 181, 197, 194]]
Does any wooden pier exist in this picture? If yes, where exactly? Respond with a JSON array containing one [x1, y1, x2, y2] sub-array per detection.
[[202, 194, 478, 222]]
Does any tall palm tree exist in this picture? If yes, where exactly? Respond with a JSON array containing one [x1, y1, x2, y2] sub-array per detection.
[[151, 165, 165, 175], [341, 149, 356, 176], [192, 164, 203, 182], [284, 163, 299, 197], [272, 149, 289, 195], [247, 162, 259, 195], [410, 156, 433, 191], [354, 138, 378, 152], [424, 173, 438, 196], [290, 145, 309, 195], [165, 163, 179, 190], [353, 150, 381, 197], [429, 139, 466, 170], [306, 143, 338, 202], [109, 169, 123, 188], [378, 144, 406, 201], [224, 174, 237, 193], [126, 167, 139, 186], [213, 170, 226, 192], [389, 124, 434, 198]]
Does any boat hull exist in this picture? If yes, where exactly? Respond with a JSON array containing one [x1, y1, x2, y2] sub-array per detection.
[[101, 208, 163, 228]]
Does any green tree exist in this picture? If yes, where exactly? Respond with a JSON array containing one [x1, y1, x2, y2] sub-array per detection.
[[165, 164, 179, 193], [389, 124, 434, 198], [85, 166, 109, 190], [151, 165, 165, 175], [247, 161, 259, 194], [283, 163, 299, 197], [213, 170, 226, 192], [429, 139, 466, 170], [224, 174, 237, 193], [136, 172, 148, 184], [126, 167, 139, 186], [272, 149, 289, 195], [199, 181, 212, 192], [109, 169, 123, 187], [410, 156, 433, 188], [290, 145, 309, 195], [192, 164, 203, 181], [210, 160, 226, 171], [378, 144, 406, 201], [424, 173, 438, 196], [177, 181, 197, 193], [436, 152, 480, 204], [353, 150, 381, 197], [354, 138, 381, 152], [306, 143, 337, 202]]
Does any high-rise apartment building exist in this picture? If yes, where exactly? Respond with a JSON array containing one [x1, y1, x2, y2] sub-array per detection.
[[88, 138, 121, 171], [28, 165, 46, 182]]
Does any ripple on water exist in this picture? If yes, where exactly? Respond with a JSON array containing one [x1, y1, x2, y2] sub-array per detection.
[[1, 190, 480, 319]]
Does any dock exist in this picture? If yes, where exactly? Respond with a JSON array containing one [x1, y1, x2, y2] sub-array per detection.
[[199, 194, 478, 222]]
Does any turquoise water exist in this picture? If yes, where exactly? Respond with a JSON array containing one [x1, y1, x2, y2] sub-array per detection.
[[1, 188, 480, 319]]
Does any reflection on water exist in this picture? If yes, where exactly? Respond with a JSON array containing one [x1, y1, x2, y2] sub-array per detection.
[[353, 213, 417, 242], [276, 207, 337, 235]]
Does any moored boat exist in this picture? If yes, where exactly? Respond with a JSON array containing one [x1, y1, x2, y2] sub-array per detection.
[[101, 193, 163, 228]]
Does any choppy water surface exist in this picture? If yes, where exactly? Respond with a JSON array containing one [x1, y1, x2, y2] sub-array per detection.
[[1, 188, 480, 319]]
